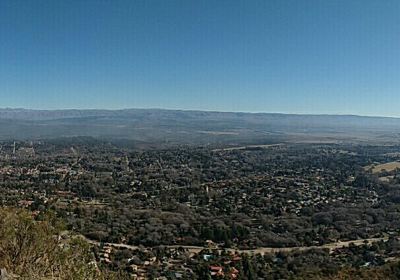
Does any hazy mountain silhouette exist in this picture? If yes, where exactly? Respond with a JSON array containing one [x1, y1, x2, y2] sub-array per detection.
[[0, 108, 399, 145]]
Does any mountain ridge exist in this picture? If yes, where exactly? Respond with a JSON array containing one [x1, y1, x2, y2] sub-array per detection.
[[0, 108, 399, 144], [0, 107, 398, 120]]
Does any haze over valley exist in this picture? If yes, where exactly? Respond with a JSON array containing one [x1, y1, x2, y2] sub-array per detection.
[[1, 108, 400, 146]]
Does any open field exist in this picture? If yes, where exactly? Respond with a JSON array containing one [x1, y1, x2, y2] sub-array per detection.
[[212, 143, 284, 152], [365, 161, 400, 174], [198, 130, 239, 135]]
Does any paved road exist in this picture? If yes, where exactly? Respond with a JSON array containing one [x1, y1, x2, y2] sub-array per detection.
[[78, 235, 389, 256]]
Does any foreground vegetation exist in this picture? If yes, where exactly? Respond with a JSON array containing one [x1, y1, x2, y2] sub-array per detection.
[[0, 208, 127, 280]]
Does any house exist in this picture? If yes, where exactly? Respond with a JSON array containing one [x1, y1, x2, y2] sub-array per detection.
[[210, 266, 224, 277], [232, 255, 242, 262], [205, 240, 217, 249], [229, 267, 239, 279], [18, 200, 34, 208], [129, 264, 138, 272], [203, 254, 213, 261]]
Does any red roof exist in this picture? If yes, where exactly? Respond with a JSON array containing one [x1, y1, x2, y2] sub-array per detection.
[[210, 266, 223, 271]]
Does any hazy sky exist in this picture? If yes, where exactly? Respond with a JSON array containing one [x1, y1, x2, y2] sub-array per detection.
[[0, 0, 399, 116]]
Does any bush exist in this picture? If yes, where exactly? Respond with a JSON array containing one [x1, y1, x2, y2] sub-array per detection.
[[0, 208, 127, 280]]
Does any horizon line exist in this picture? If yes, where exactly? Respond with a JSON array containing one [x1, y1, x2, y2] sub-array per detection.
[[0, 107, 399, 119]]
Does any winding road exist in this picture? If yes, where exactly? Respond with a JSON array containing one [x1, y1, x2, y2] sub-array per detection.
[[78, 235, 390, 256]]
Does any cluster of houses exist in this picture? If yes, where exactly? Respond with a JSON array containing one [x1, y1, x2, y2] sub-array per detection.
[[94, 242, 243, 279]]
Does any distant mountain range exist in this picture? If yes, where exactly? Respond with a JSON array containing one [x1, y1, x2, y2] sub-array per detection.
[[0, 108, 399, 145]]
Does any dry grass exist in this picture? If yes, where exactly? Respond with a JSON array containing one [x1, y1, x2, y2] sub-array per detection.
[[213, 143, 283, 152], [365, 161, 400, 174], [0, 208, 128, 280]]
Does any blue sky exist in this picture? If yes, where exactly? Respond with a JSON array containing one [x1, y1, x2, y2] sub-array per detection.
[[0, 0, 399, 116]]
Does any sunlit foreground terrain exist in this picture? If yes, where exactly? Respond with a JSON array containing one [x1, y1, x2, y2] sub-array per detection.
[[0, 208, 128, 280]]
